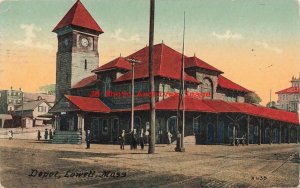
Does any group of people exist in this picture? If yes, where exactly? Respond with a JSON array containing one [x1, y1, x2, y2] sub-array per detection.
[[37, 129, 53, 141], [119, 128, 150, 150], [84, 129, 175, 150]]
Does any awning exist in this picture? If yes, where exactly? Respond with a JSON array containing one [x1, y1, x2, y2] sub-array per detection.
[[0, 114, 12, 120]]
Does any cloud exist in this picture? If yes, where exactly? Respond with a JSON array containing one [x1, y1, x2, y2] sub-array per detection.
[[110, 28, 141, 42], [14, 24, 53, 51], [0, 0, 4, 4], [211, 30, 243, 40], [254, 41, 283, 54]]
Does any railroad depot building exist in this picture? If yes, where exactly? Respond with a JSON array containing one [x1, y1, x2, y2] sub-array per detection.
[[49, 0, 300, 145]]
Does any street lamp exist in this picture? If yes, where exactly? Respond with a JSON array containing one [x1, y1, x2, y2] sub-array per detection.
[[126, 58, 142, 132]]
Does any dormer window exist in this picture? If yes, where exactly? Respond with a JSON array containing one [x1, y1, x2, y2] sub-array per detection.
[[203, 78, 213, 99], [104, 77, 111, 95]]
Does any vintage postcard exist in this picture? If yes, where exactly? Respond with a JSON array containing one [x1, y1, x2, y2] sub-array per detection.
[[0, 0, 300, 187]]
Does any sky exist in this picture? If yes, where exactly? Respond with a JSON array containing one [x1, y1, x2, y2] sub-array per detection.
[[0, 0, 300, 104]]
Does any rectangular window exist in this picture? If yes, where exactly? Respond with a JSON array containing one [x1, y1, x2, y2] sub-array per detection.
[[84, 59, 87, 70], [38, 106, 43, 112], [102, 119, 108, 134]]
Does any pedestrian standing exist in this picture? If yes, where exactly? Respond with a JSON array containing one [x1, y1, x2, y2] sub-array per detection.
[[120, 130, 125, 150], [140, 128, 145, 150], [86, 130, 91, 149], [167, 131, 173, 145], [37, 130, 41, 141], [10, 130, 13, 139], [133, 129, 138, 149], [145, 129, 149, 145], [49, 129, 53, 140], [44, 129, 48, 140], [8, 131, 12, 140]]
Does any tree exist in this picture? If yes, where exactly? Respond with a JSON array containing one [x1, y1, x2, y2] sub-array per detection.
[[244, 92, 262, 104], [38, 84, 55, 95], [266, 101, 276, 108]]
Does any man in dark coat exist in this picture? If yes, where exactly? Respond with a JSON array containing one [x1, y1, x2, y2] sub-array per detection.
[[44, 129, 48, 140], [86, 130, 91, 149], [49, 129, 53, 140], [140, 128, 145, 150], [37, 130, 41, 141]]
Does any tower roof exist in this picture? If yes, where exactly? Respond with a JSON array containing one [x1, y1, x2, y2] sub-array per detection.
[[52, 0, 103, 33]]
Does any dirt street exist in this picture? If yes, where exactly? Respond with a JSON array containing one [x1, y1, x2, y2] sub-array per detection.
[[0, 139, 299, 188]]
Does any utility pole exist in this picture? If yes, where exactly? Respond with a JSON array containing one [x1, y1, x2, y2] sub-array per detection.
[[176, 12, 186, 152], [181, 11, 186, 152], [148, 0, 156, 154], [127, 58, 142, 132], [269, 89, 272, 104], [20, 88, 24, 132]]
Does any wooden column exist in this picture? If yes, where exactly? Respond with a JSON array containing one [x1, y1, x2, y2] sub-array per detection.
[[279, 123, 282, 144], [77, 113, 85, 144], [55, 115, 60, 131], [247, 115, 250, 145], [288, 125, 291, 144], [297, 127, 299, 144], [233, 125, 236, 146], [269, 124, 272, 145], [81, 115, 85, 143], [214, 114, 219, 144], [259, 119, 262, 145]]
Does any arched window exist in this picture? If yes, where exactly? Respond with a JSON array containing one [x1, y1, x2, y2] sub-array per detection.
[[203, 78, 213, 99], [167, 116, 177, 134]]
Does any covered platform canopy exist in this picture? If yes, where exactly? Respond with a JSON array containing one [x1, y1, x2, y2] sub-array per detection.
[[131, 95, 299, 125]]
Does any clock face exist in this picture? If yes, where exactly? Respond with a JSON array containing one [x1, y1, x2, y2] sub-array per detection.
[[81, 38, 89, 47]]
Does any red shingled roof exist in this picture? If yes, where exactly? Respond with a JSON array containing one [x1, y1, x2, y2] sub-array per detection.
[[135, 95, 216, 112], [65, 95, 110, 113], [72, 75, 97, 89], [229, 102, 299, 124], [185, 56, 223, 73], [92, 57, 132, 72], [113, 43, 199, 84], [276, 87, 300, 94], [218, 75, 250, 93], [53, 0, 103, 33], [133, 96, 299, 124]]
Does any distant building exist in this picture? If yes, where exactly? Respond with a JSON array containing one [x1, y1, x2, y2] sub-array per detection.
[[0, 87, 55, 128], [276, 76, 300, 112], [0, 87, 23, 114], [23, 92, 55, 107], [14, 100, 52, 128]]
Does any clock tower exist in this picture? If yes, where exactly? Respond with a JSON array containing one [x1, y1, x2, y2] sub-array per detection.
[[53, 0, 104, 101]]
